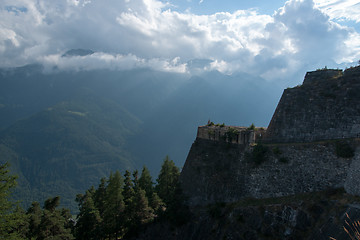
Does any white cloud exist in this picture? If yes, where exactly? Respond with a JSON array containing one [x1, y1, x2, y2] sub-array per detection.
[[0, 0, 359, 82], [314, 0, 360, 23], [40, 52, 188, 73]]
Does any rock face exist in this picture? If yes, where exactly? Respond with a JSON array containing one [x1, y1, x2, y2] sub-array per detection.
[[180, 66, 360, 206]]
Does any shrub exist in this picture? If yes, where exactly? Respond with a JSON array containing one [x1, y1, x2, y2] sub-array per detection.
[[248, 144, 268, 165], [248, 123, 255, 130], [225, 128, 239, 142]]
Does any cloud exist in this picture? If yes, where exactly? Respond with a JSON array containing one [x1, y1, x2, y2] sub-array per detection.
[[40, 52, 187, 73], [314, 0, 360, 23], [0, 0, 359, 82]]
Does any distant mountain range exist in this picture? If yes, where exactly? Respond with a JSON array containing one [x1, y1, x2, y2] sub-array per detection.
[[0, 58, 283, 211]]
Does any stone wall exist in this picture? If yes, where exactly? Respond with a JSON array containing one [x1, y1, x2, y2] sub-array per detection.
[[180, 139, 353, 206], [264, 67, 360, 143], [197, 125, 255, 145], [180, 66, 360, 206], [197, 125, 266, 145]]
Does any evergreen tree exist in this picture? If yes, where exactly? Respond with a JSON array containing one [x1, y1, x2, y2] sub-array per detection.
[[149, 192, 164, 216], [103, 171, 125, 239], [155, 156, 190, 225], [155, 156, 180, 206], [123, 170, 135, 232], [132, 170, 139, 192], [38, 196, 74, 240], [0, 162, 27, 239], [94, 177, 107, 219], [75, 190, 102, 240], [138, 166, 154, 200], [125, 188, 154, 238], [123, 170, 135, 203], [27, 201, 42, 239]]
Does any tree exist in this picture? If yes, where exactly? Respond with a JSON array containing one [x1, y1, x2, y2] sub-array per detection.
[[125, 188, 154, 238], [75, 190, 102, 240], [27, 202, 42, 239], [0, 162, 27, 239], [103, 171, 125, 239], [138, 166, 154, 200], [94, 177, 107, 218], [155, 156, 180, 206], [37, 196, 74, 240], [155, 156, 190, 225]]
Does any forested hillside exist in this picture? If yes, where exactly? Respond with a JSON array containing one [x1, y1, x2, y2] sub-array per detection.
[[0, 64, 281, 210]]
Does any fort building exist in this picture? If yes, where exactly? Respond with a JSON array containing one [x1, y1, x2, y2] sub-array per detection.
[[180, 66, 360, 206]]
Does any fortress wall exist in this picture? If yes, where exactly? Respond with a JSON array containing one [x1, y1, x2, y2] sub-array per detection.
[[264, 67, 360, 143], [180, 139, 352, 206], [180, 66, 360, 206], [197, 125, 256, 145]]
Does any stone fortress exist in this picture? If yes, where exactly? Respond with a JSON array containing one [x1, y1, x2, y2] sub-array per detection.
[[180, 66, 360, 206]]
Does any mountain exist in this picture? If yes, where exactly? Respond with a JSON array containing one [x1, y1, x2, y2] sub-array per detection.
[[0, 95, 141, 211], [0, 63, 283, 210]]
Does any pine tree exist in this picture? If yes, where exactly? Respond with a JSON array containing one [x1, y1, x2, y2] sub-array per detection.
[[27, 201, 42, 239], [103, 171, 125, 239], [38, 196, 74, 240], [75, 190, 102, 240], [155, 156, 180, 206], [125, 188, 154, 238], [122, 170, 135, 233], [138, 166, 154, 200], [155, 156, 190, 225], [123, 170, 135, 203], [0, 162, 28, 239], [94, 177, 107, 218], [132, 170, 139, 192]]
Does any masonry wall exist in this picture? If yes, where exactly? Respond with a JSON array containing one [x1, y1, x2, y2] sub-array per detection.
[[180, 139, 354, 206], [264, 67, 360, 143], [196, 125, 256, 145]]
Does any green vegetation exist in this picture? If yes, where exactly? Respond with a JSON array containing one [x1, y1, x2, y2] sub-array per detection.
[[246, 144, 268, 165], [225, 127, 239, 142], [248, 123, 255, 130], [335, 141, 354, 158], [0, 96, 141, 212], [74, 156, 188, 239], [1, 157, 189, 239], [0, 162, 28, 239], [0, 163, 73, 239]]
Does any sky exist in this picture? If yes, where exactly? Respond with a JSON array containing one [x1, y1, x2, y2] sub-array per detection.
[[1, 0, 360, 84]]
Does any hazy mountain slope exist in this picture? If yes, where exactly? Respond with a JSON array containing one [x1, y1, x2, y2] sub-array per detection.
[[130, 71, 282, 172], [0, 64, 283, 209], [0, 95, 141, 211]]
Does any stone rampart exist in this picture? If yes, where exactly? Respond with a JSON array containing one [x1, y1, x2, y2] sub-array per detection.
[[180, 139, 355, 206], [196, 125, 259, 145], [180, 66, 360, 206], [264, 66, 360, 143]]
